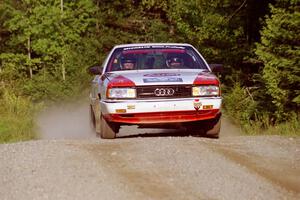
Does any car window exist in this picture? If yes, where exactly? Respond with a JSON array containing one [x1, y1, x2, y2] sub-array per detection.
[[105, 46, 208, 72]]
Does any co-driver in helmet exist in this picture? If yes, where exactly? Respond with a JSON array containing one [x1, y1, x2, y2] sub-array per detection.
[[166, 56, 183, 69], [120, 56, 136, 70]]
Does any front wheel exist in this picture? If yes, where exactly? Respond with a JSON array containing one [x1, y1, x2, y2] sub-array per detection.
[[89, 105, 96, 130], [185, 113, 221, 138], [100, 115, 119, 139], [204, 114, 221, 138]]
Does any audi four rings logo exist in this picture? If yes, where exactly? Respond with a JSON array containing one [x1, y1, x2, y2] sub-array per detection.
[[154, 88, 175, 96]]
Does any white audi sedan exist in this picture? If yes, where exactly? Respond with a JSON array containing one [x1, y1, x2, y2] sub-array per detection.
[[88, 43, 222, 139]]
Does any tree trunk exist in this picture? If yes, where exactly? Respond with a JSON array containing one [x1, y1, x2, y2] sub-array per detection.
[[61, 0, 63, 12], [28, 36, 32, 79], [61, 0, 65, 81], [62, 55, 65, 81], [96, 0, 100, 32]]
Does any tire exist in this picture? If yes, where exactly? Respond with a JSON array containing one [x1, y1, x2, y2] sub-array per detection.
[[89, 105, 96, 130], [100, 115, 119, 139], [94, 107, 102, 137], [205, 114, 221, 139], [185, 113, 221, 138]]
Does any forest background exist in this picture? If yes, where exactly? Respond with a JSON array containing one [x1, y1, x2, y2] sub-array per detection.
[[0, 0, 299, 143]]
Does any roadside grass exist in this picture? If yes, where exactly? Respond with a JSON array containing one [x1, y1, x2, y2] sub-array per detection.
[[0, 78, 89, 144], [0, 117, 36, 143], [0, 90, 41, 144], [242, 117, 300, 136], [223, 83, 300, 137]]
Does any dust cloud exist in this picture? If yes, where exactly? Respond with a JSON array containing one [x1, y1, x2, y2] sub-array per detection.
[[220, 117, 243, 137], [37, 101, 96, 139]]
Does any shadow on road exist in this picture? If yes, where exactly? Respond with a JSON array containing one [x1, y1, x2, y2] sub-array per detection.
[[116, 126, 216, 139], [117, 130, 190, 139]]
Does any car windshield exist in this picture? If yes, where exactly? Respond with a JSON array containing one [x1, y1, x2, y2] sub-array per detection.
[[105, 46, 208, 72]]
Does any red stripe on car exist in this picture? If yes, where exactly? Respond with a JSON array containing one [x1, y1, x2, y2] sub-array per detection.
[[104, 109, 220, 124]]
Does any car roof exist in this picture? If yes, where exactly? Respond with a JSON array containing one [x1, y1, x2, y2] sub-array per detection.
[[113, 43, 193, 49]]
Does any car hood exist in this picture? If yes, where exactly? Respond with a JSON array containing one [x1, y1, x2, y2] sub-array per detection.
[[105, 69, 219, 86]]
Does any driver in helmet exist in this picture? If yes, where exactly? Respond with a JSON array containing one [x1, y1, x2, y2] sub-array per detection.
[[120, 57, 136, 70], [166, 56, 183, 69]]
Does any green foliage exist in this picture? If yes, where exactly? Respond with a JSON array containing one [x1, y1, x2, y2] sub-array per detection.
[[0, 53, 28, 82], [223, 83, 257, 126], [256, 2, 300, 121], [2, 0, 97, 81], [94, 0, 175, 50], [166, 1, 247, 65], [0, 88, 41, 143], [0, 0, 98, 142], [223, 82, 300, 136]]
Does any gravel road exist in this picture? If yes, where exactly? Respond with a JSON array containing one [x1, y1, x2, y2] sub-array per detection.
[[0, 103, 299, 200]]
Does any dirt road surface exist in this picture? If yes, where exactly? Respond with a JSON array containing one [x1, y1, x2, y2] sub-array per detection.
[[0, 103, 299, 200]]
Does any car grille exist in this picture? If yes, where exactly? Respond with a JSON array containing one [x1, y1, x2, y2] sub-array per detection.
[[136, 85, 192, 99]]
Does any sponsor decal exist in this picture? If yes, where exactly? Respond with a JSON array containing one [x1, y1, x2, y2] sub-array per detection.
[[143, 77, 183, 83], [194, 99, 202, 110], [124, 46, 185, 51], [127, 105, 135, 110], [115, 109, 126, 113], [203, 105, 213, 109], [124, 46, 151, 50], [144, 73, 180, 77]]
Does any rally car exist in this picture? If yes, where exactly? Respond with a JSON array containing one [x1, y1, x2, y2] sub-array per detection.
[[88, 43, 222, 139]]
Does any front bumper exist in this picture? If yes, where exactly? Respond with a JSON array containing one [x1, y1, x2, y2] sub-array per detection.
[[100, 98, 222, 124]]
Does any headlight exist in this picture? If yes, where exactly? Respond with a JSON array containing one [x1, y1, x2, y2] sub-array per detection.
[[192, 86, 219, 96], [107, 88, 136, 99]]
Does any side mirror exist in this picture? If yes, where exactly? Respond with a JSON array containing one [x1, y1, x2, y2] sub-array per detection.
[[88, 65, 103, 75], [209, 64, 223, 73]]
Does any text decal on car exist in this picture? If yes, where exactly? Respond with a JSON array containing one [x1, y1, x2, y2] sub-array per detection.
[[143, 77, 183, 83], [144, 73, 180, 77]]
